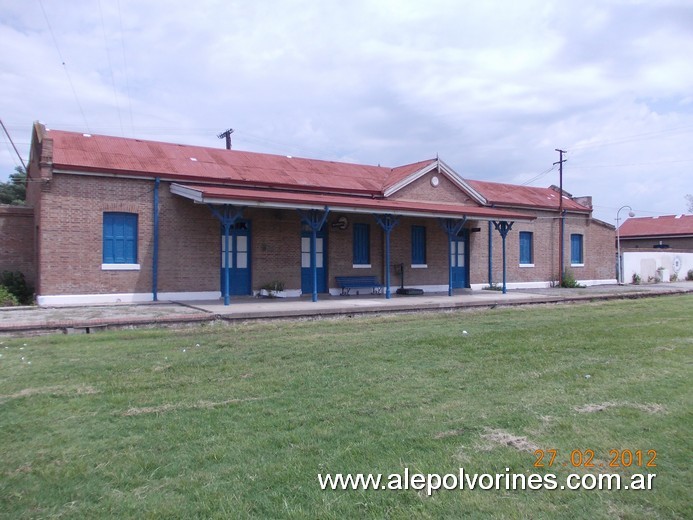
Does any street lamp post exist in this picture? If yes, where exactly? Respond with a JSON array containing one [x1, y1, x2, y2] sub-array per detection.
[[616, 205, 635, 284]]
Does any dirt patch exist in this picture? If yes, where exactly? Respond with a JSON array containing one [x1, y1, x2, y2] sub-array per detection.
[[528, 415, 554, 436], [6, 463, 32, 477], [630, 402, 666, 414], [574, 402, 616, 413], [480, 429, 539, 453], [574, 401, 666, 414], [121, 396, 264, 416], [0, 384, 99, 403], [434, 428, 465, 439]]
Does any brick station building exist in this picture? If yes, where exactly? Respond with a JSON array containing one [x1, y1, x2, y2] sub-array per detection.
[[25, 122, 615, 305]]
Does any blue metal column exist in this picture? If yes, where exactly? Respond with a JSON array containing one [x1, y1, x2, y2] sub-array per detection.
[[223, 222, 231, 305], [152, 177, 160, 301], [374, 214, 399, 299], [208, 204, 244, 305], [560, 210, 566, 281], [297, 208, 330, 302], [439, 217, 467, 296], [310, 230, 317, 299], [487, 220, 493, 287], [492, 221, 514, 294]]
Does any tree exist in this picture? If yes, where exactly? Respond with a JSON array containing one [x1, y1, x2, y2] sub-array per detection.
[[686, 194, 693, 213], [0, 166, 26, 205]]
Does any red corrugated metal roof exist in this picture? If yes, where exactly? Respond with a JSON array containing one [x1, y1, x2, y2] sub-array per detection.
[[172, 184, 534, 221], [466, 179, 590, 212], [383, 159, 436, 189], [619, 214, 693, 238], [45, 129, 592, 213], [48, 130, 389, 194]]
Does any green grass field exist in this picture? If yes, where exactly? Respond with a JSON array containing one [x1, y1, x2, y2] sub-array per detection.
[[1, 296, 691, 519]]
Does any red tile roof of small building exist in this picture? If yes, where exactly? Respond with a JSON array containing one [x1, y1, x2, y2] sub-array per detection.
[[619, 214, 693, 238], [465, 179, 590, 212]]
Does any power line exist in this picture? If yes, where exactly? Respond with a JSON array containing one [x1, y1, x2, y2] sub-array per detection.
[[0, 118, 27, 170], [117, 0, 135, 134], [38, 0, 91, 133], [569, 158, 693, 169], [1, 134, 21, 170], [591, 204, 678, 216], [520, 164, 556, 186], [98, 0, 124, 136], [569, 124, 693, 152]]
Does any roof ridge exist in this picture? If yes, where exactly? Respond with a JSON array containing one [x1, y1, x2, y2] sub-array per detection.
[[47, 128, 402, 171]]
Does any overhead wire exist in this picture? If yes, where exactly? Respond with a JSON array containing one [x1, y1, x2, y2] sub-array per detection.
[[37, 0, 91, 133], [117, 0, 135, 134], [568, 123, 693, 152], [1, 133, 21, 170], [568, 158, 693, 169], [0, 118, 27, 170], [98, 0, 124, 136], [520, 164, 557, 186]]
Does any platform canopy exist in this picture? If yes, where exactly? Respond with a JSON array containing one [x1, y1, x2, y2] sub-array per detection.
[[170, 183, 535, 222]]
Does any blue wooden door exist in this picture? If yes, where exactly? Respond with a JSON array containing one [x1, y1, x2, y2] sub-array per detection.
[[220, 220, 251, 296], [450, 234, 468, 289], [301, 229, 326, 294]]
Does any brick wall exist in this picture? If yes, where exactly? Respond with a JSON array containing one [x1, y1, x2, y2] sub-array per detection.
[[621, 236, 693, 251], [469, 210, 615, 286], [158, 190, 217, 293], [36, 174, 155, 296], [0, 205, 35, 286], [250, 208, 302, 290], [568, 214, 616, 282], [32, 171, 616, 300], [325, 213, 450, 289], [327, 213, 383, 286], [386, 217, 449, 287]]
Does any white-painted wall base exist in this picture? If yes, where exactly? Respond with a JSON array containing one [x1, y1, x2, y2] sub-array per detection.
[[623, 252, 693, 283], [37, 291, 221, 306]]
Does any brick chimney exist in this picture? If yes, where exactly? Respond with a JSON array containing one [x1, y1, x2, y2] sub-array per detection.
[[573, 196, 593, 209]]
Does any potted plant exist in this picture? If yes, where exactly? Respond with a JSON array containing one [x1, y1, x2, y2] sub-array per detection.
[[259, 280, 285, 298]]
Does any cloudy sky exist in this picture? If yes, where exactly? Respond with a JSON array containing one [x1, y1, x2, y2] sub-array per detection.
[[1, 0, 692, 223]]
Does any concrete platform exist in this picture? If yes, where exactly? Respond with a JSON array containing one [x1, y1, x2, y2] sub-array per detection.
[[1, 282, 691, 337]]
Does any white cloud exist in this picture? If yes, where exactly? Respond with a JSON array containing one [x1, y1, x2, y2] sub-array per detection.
[[1, 0, 692, 222]]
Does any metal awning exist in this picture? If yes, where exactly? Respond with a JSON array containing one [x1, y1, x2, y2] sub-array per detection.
[[170, 183, 535, 222]]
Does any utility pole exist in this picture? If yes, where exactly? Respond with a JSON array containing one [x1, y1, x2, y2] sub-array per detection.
[[217, 128, 234, 150], [554, 149, 567, 285]]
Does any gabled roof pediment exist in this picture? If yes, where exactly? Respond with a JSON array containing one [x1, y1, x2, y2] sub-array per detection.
[[383, 158, 487, 205]]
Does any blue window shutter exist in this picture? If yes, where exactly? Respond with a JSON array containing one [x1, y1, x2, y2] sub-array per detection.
[[411, 225, 426, 264], [103, 213, 138, 263], [519, 231, 532, 264], [571, 234, 583, 264], [353, 223, 370, 264]]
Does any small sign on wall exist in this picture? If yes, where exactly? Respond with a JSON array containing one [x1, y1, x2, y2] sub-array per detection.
[[331, 216, 348, 230]]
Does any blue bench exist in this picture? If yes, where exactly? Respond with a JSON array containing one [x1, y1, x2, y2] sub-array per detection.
[[335, 276, 383, 296]]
